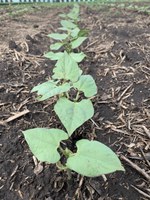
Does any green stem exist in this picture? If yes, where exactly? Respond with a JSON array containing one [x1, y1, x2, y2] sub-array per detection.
[[59, 146, 73, 158], [58, 147, 73, 179], [56, 162, 72, 180], [59, 146, 67, 157], [66, 92, 70, 99], [75, 91, 80, 102], [56, 161, 66, 170]]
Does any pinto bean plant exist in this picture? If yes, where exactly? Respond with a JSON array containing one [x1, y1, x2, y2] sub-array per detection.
[[44, 4, 87, 62], [23, 4, 124, 178]]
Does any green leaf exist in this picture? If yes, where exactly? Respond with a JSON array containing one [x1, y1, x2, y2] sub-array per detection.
[[70, 52, 86, 63], [71, 37, 87, 49], [58, 27, 80, 38], [44, 52, 63, 61], [73, 75, 97, 97], [70, 27, 80, 38], [32, 81, 71, 101], [52, 51, 82, 82], [54, 98, 94, 136], [23, 128, 68, 163], [59, 4, 80, 21], [58, 27, 69, 31], [60, 20, 77, 29], [78, 29, 88, 37], [58, 27, 79, 38], [44, 52, 85, 62], [67, 4, 80, 20], [66, 139, 124, 177], [50, 42, 63, 51], [59, 13, 67, 18], [48, 33, 68, 40]]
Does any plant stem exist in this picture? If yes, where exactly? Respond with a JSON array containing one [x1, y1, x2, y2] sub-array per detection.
[[66, 168, 72, 180], [58, 147, 72, 179], [56, 161, 66, 170], [59, 146, 73, 158], [75, 91, 80, 101], [59, 146, 67, 156], [66, 92, 70, 99]]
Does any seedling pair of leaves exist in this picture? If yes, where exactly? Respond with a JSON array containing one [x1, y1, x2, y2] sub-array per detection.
[[28, 51, 97, 136], [44, 4, 87, 61], [24, 129, 124, 177], [23, 4, 124, 178], [32, 51, 96, 101]]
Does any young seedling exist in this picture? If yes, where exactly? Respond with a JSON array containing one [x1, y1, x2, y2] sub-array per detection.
[[24, 53, 124, 176], [23, 128, 124, 177], [44, 4, 87, 62], [59, 4, 80, 23], [23, 4, 124, 179]]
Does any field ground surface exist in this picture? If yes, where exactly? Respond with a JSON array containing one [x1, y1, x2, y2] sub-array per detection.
[[0, 3, 150, 200]]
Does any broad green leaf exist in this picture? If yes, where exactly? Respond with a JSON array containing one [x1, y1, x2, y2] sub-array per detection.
[[70, 27, 80, 38], [71, 37, 87, 49], [60, 20, 77, 29], [78, 29, 88, 37], [44, 52, 85, 62], [59, 13, 67, 18], [23, 128, 68, 163], [48, 33, 68, 40], [73, 75, 97, 97], [68, 10, 79, 19], [52, 51, 82, 82], [54, 98, 94, 136], [59, 4, 80, 21], [32, 81, 71, 101], [58, 27, 69, 31], [66, 139, 124, 177], [50, 42, 63, 51], [67, 4, 80, 20], [58, 27, 80, 38], [44, 52, 63, 60], [70, 52, 86, 63]]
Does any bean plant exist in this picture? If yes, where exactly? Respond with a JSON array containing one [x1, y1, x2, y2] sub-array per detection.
[[44, 4, 87, 62], [23, 4, 124, 178]]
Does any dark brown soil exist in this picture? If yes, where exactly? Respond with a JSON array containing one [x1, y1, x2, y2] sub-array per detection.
[[0, 4, 150, 200]]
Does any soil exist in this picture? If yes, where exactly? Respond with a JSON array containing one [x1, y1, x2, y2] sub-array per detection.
[[0, 4, 150, 200]]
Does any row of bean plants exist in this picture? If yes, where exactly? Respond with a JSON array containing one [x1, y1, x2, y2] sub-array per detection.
[[23, 4, 124, 178]]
